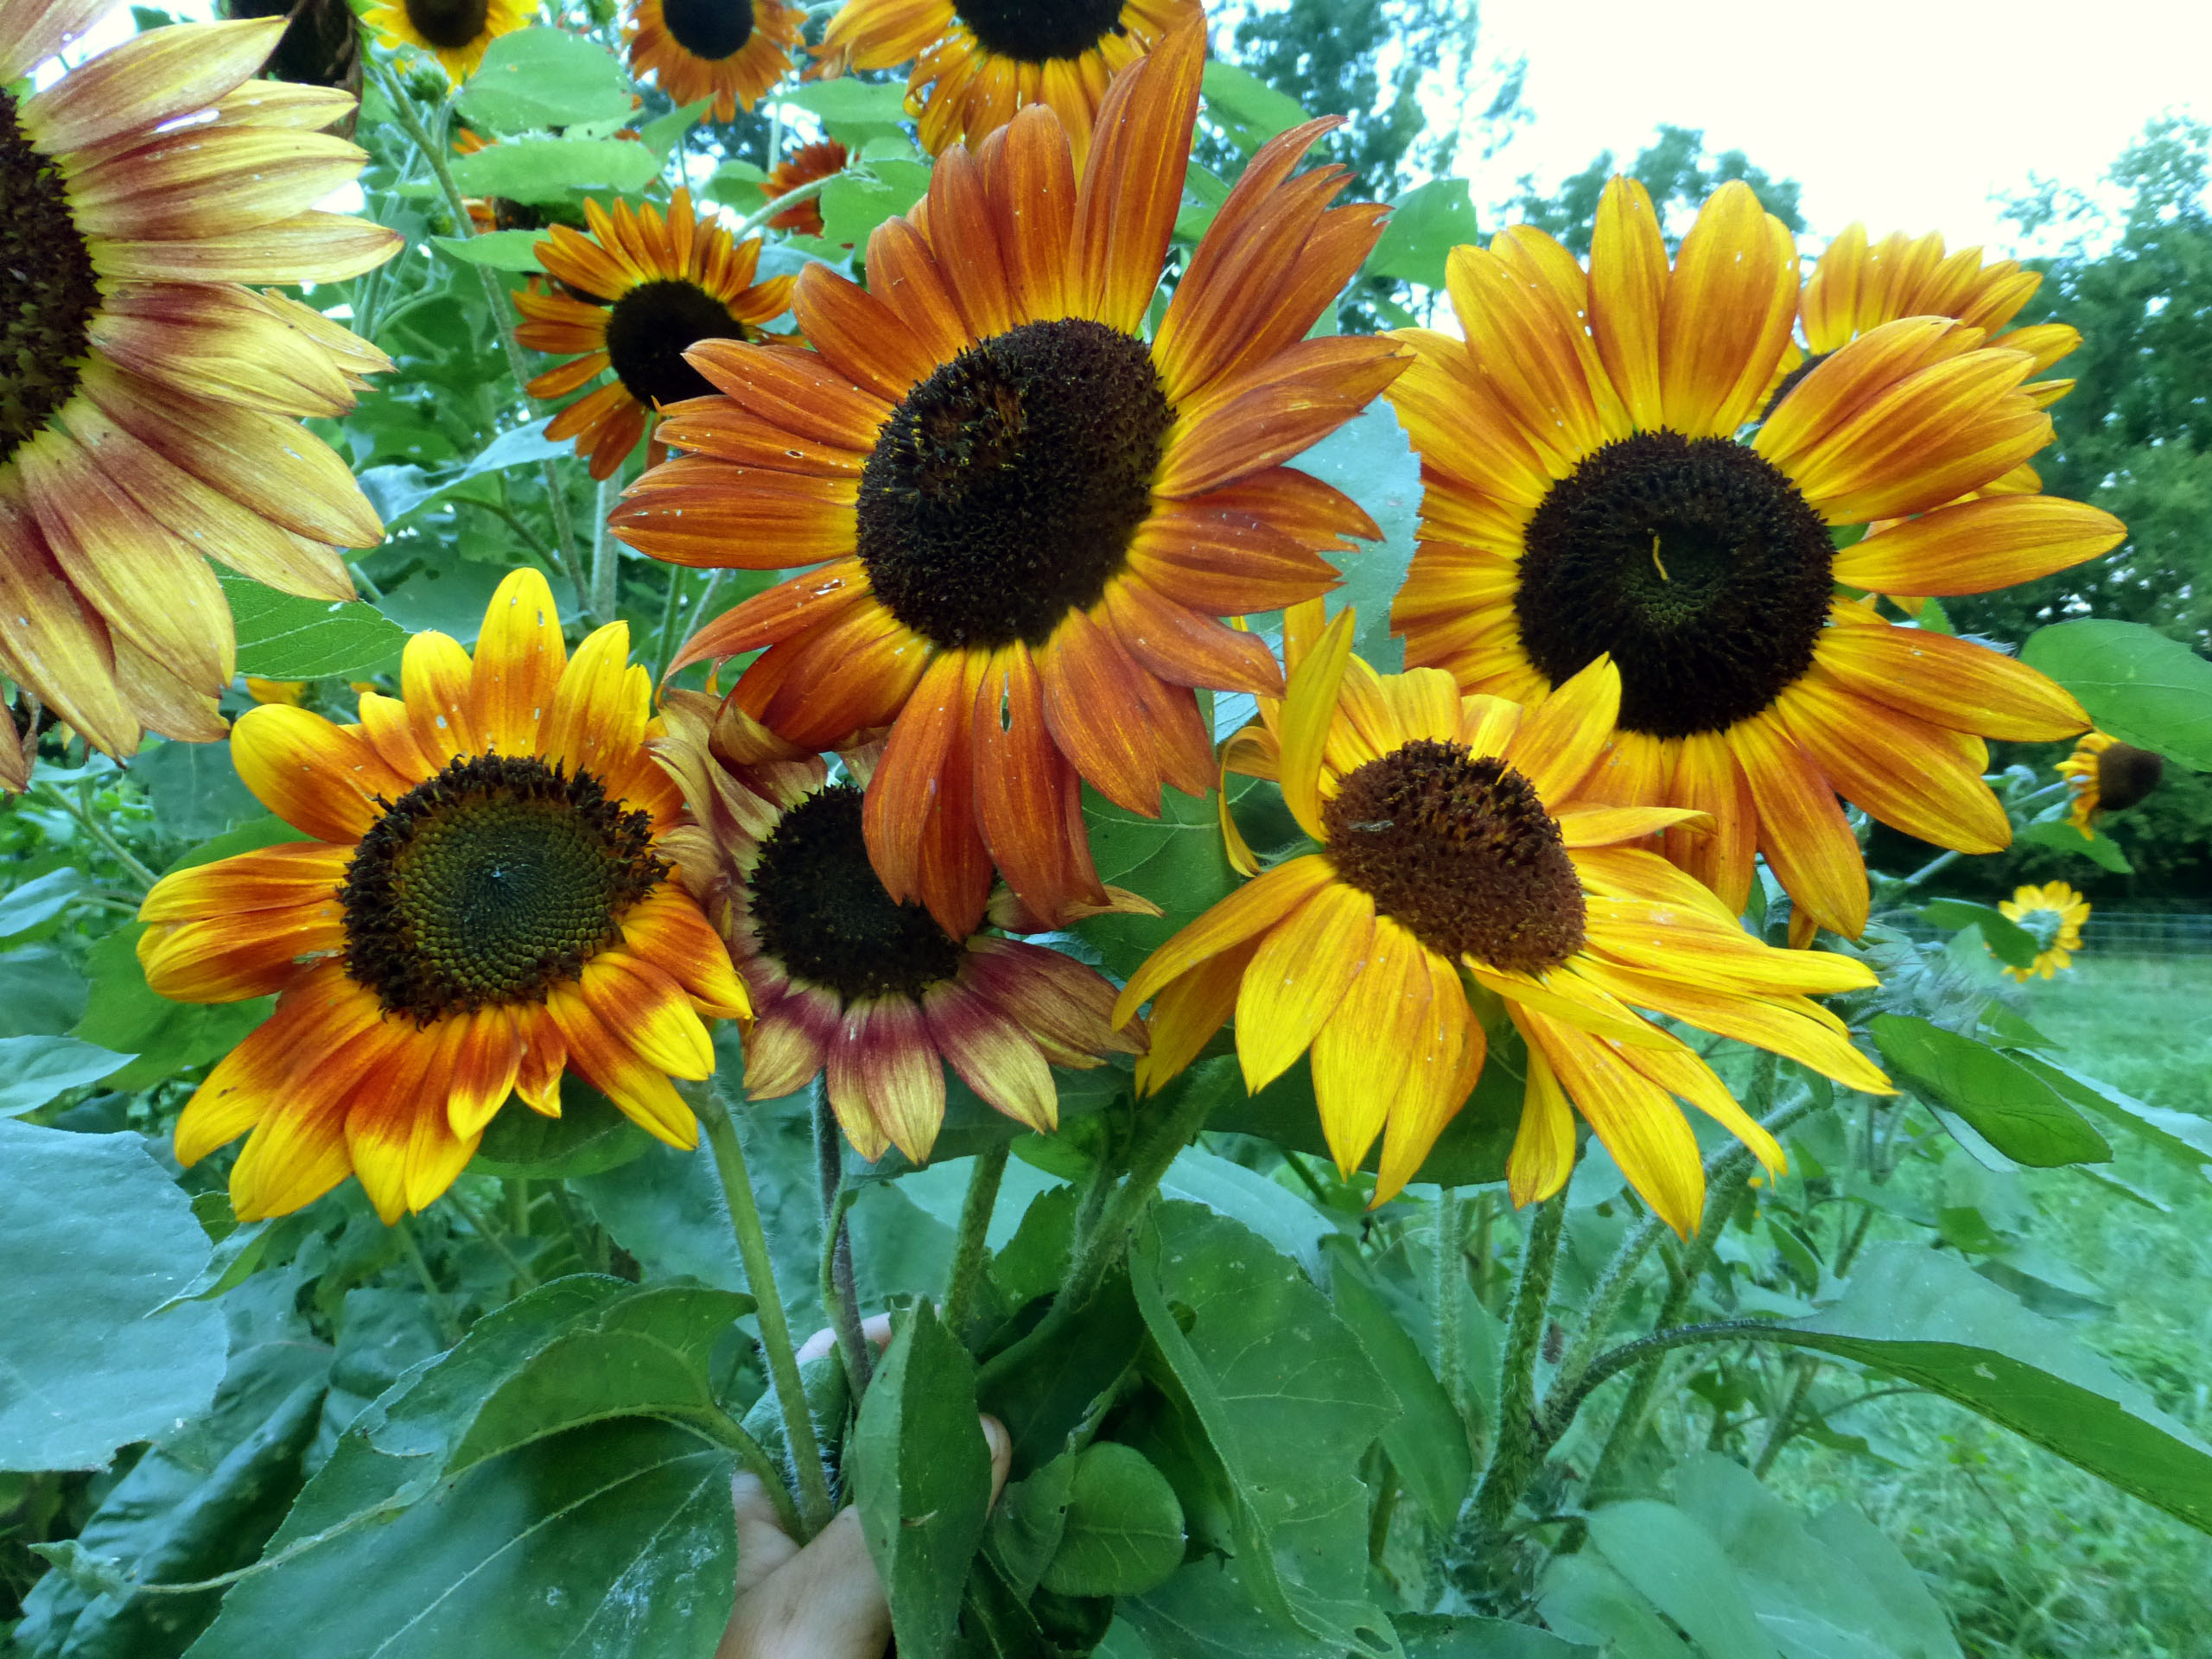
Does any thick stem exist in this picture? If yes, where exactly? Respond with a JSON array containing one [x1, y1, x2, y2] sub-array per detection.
[[42, 785, 159, 893], [1468, 1189, 1568, 1534], [695, 1085, 836, 1536], [1751, 1355, 1821, 1478], [813, 1090, 872, 1398], [728, 175, 834, 242], [443, 1185, 537, 1291], [588, 471, 622, 628], [393, 1218, 461, 1348], [1433, 1187, 1465, 1419], [943, 1142, 1010, 1338]]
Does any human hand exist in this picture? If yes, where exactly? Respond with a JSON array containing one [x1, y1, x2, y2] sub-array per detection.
[[716, 1319, 1012, 1659]]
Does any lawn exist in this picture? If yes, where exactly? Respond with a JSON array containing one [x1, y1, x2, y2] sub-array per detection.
[[1770, 955, 2212, 1657]]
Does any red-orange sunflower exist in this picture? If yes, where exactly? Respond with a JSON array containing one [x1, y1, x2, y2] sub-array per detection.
[[626, 0, 803, 124], [616, 22, 1403, 938], [137, 568, 752, 1224], [760, 138, 849, 238]]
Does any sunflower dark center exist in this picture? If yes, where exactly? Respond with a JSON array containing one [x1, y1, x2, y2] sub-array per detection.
[[661, 0, 754, 60], [1323, 739, 1586, 974], [0, 92, 100, 468], [604, 279, 750, 410], [954, 0, 1126, 60], [856, 317, 1172, 651], [1515, 429, 1835, 740], [404, 0, 489, 48], [2096, 742, 2164, 813], [340, 753, 667, 1022], [747, 783, 967, 1004]]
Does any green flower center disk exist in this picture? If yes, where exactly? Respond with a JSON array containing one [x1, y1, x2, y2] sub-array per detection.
[[1323, 739, 1586, 975], [661, 0, 755, 60], [954, 0, 1127, 61], [605, 278, 751, 410], [0, 91, 99, 467], [856, 317, 1173, 651], [340, 753, 667, 1021], [404, 0, 491, 49], [747, 783, 967, 1004], [1515, 430, 1834, 740]]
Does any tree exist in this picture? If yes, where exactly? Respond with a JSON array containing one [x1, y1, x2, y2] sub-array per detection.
[[1506, 123, 1804, 254]]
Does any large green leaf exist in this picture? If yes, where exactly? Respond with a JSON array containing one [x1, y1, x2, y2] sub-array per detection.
[[854, 1300, 995, 1659], [1199, 61, 1309, 154], [0, 946, 88, 1038], [471, 1077, 656, 1178], [448, 137, 661, 203], [1869, 1014, 2109, 1167], [1915, 899, 2039, 969], [1323, 1239, 1471, 1533], [1037, 1441, 1185, 1599], [0, 1123, 226, 1470], [1539, 1552, 1705, 1659], [133, 739, 263, 842], [2011, 1052, 2212, 1169], [455, 27, 635, 130], [1366, 179, 1477, 289], [2017, 817, 2133, 873], [0, 1034, 134, 1117], [428, 227, 547, 270], [820, 159, 931, 248], [1295, 398, 1421, 674], [1395, 1617, 1595, 1657], [1584, 1500, 1779, 1659], [1077, 782, 1243, 981], [981, 1268, 1147, 1478], [1160, 1147, 1331, 1276], [2019, 618, 2212, 769], [218, 573, 407, 681], [71, 925, 271, 1093]]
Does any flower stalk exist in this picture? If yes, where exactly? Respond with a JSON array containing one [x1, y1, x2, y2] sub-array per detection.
[[1468, 1188, 1568, 1535]]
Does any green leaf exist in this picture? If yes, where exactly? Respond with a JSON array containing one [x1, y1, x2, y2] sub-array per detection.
[[0, 1035, 135, 1117], [1039, 1442, 1185, 1599], [1199, 61, 1309, 154], [72, 924, 271, 1092], [471, 1076, 656, 1178], [0, 867, 82, 937], [1395, 1615, 1594, 1657], [639, 97, 714, 157], [182, 1420, 735, 1659], [448, 137, 663, 204], [773, 77, 912, 142], [1077, 783, 1243, 981], [2012, 1052, 2212, 1168], [427, 228, 546, 271], [819, 159, 931, 247], [0, 1122, 226, 1471], [133, 739, 263, 842], [2019, 618, 2212, 769], [0, 947, 89, 1038], [2018, 816, 2134, 872], [1160, 1147, 1330, 1276], [218, 573, 408, 681], [1870, 1014, 2110, 1167], [1538, 1553, 1707, 1659], [854, 1300, 995, 1659], [1917, 898, 2041, 969], [980, 1268, 1146, 1478], [454, 27, 636, 130], [1294, 398, 1421, 673], [357, 417, 572, 526], [1585, 1499, 1779, 1659], [1322, 1239, 1471, 1533], [1365, 179, 1476, 289], [162, 815, 311, 874], [984, 1452, 1076, 1599]]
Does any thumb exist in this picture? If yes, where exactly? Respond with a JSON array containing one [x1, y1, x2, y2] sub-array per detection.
[[982, 1414, 1013, 1509]]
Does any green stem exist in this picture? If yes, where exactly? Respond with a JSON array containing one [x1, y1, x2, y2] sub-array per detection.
[[393, 1218, 461, 1348], [728, 175, 835, 242], [695, 1084, 835, 1537], [1751, 1355, 1821, 1478], [652, 567, 691, 681], [661, 1410, 803, 1538], [1540, 1319, 1834, 1445], [813, 1088, 872, 1398], [1433, 1187, 1465, 1420], [1468, 1189, 1568, 1534], [443, 1185, 538, 1291], [588, 470, 621, 627], [43, 785, 159, 893], [943, 1142, 1009, 1338]]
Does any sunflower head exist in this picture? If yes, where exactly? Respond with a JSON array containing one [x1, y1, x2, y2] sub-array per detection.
[[362, 0, 532, 81], [1997, 880, 2089, 982], [627, 0, 804, 123], [2056, 728, 2164, 836], [136, 567, 751, 1224], [1117, 605, 1891, 1227], [761, 138, 849, 237]]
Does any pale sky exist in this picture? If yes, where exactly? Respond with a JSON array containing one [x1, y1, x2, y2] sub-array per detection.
[[1465, 0, 2212, 252]]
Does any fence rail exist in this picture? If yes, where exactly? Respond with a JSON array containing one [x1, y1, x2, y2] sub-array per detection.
[[2075, 912, 2212, 957]]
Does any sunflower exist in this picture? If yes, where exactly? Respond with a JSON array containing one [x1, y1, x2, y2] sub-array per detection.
[[1997, 880, 2088, 982], [627, 0, 802, 123], [514, 188, 796, 480], [136, 568, 753, 1224], [1113, 607, 1892, 1229], [814, 0, 1199, 163], [2056, 728, 2164, 836], [653, 690, 1146, 1163], [1386, 177, 2126, 943], [760, 138, 849, 238], [360, 0, 531, 83], [0, 7, 397, 766], [617, 22, 1402, 938]]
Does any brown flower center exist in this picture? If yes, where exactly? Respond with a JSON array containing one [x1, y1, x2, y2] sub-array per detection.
[[1322, 739, 1586, 974], [954, 0, 1126, 61], [747, 783, 967, 1004], [856, 318, 1173, 651], [340, 753, 667, 1021], [661, 0, 754, 60], [2096, 742, 2163, 813], [1516, 430, 1834, 740], [404, 0, 490, 48], [0, 92, 99, 468], [605, 279, 752, 410]]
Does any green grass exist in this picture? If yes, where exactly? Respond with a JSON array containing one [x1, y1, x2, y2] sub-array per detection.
[[1771, 955, 2212, 1657]]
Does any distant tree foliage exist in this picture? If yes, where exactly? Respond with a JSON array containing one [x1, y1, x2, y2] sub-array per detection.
[[1505, 123, 1805, 254]]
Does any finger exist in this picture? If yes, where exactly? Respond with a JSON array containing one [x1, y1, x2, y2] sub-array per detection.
[[730, 1472, 800, 1597], [719, 1506, 891, 1659], [982, 1414, 1013, 1509], [797, 1313, 899, 1366]]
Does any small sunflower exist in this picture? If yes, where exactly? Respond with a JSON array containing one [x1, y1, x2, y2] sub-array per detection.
[[514, 188, 796, 479], [1387, 178, 2126, 942], [760, 138, 849, 238], [1997, 880, 2088, 982], [1114, 608, 1892, 1230], [137, 568, 753, 1224], [815, 0, 1199, 163], [2056, 728, 2164, 837], [627, 0, 802, 122], [361, 0, 532, 83], [0, 6, 397, 766], [618, 22, 1402, 939], [653, 690, 1146, 1163]]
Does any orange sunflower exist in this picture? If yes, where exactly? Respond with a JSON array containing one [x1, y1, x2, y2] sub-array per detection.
[[515, 188, 796, 480], [137, 568, 752, 1224], [616, 21, 1402, 939], [654, 690, 1145, 1162], [760, 138, 849, 237], [1386, 178, 2126, 942], [1116, 607, 1892, 1229], [0, 6, 396, 765], [814, 0, 1199, 163], [627, 0, 802, 122]]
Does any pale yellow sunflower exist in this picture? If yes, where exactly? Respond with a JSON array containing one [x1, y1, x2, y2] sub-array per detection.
[[1998, 880, 2088, 982]]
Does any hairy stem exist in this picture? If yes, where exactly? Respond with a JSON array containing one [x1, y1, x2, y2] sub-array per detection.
[[1751, 1354, 1822, 1478], [943, 1142, 1010, 1338], [814, 1090, 872, 1398], [1469, 1189, 1568, 1534], [1433, 1187, 1465, 1419]]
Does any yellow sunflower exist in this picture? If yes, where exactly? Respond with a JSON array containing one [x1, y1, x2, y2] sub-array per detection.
[[814, 0, 1199, 163], [361, 0, 531, 83], [1387, 178, 2126, 943], [136, 568, 753, 1224], [2056, 728, 2164, 836], [760, 138, 849, 238], [617, 22, 1402, 939], [627, 0, 802, 122], [654, 691, 1146, 1163], [1997, 880, 2088, 982], [514, 188, 796, 480], [1114, 607, 1892, 1230], [0, 7, 397, 766]]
